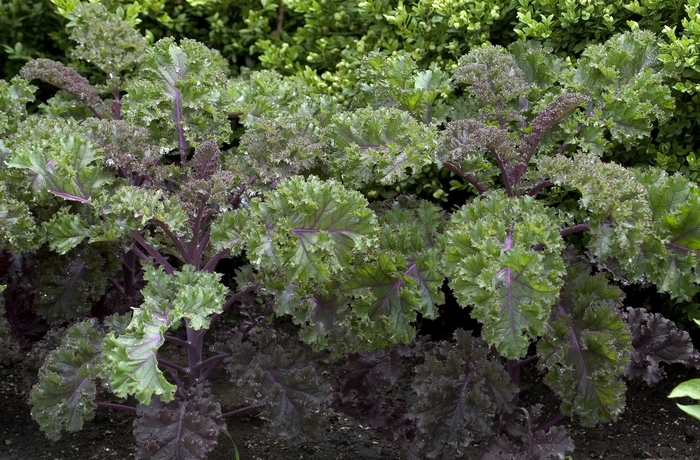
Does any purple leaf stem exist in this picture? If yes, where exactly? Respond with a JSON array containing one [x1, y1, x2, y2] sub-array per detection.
[[490, 150, 515, 197], [94, 401, 137, 414], [203, 248, 230, 272], [122, 249, 139, 297], [528, 180, 553, 196], [184, 320, 205, 382], [221, 284, 259, 312], [188, 198, 209, 267], [108, 277, 126, 294], [129, 230, 175, 275], [443, 161, 488, 194], [668, 242, 691, 253], [197, 231, 211, 261], [196, 354, 229, 382], [221, 405, 264, 419], [174, 88, 187, 163], [229, 175, 257, 207], [164, 334, 194, 350], [164, 365, 183, 386], [560, 222, 590, 237], [536, 413, 564, 432], [157, 357, 189, 375], [152, 220, 194, 266]]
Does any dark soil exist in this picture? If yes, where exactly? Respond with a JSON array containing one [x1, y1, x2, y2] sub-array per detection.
[[2, 346, 700, 460]]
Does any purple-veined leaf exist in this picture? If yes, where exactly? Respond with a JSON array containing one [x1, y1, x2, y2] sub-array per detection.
[[623, 307, 700, 385], [349, 250, 432, 347], [102, 266, 177, 405], [444, 191, 565, 359], [481, 404, 574, 460], [228, 330, 333, 439], [246, 175, 378, 284], [538, 264, 631, 426], [630, 169, 700, 301], [7, 134, 113, 204], [134, 384, 226, 460]]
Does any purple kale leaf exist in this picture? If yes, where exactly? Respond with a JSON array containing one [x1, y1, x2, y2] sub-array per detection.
[[409, 329, 517, 459], [225, 329, 332, 439], [133, 383, 225, 460], [623, 307, 700, 385], [482, 405, 574, 460], [20, 59, 103, 117]]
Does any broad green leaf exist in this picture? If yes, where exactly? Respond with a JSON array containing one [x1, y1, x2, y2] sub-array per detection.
[[43, 209, 90, 254], [538, 264, 631, 426], [349, 251, 426, 347], [210, 207, 257, 254], [7, 132, 112, 204], [246, 175, 378, 285], [631, 169, 700, 300], [326, 107, 438, 189], [444, 191, 565, 359], [97, 185, 189, 241], [102, 266, 177, 405], [31, 320, 104, 441], [566, 30, 674, 155]]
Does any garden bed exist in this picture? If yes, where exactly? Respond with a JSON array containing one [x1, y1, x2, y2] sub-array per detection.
[[2, 350, 700, 460]]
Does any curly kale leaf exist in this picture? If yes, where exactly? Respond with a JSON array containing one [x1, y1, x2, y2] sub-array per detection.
[[631, 169, 700, 300], [566, 30, 675, 155], [444, 191, 565, 358], [345, 201, 445, 348], [123, 38, 233, 148], [30, 319, 104, 441], [538, 264, 632, 426], [215, 175, 378, 286], [228, 115, 325, 188], [538, 154, 652, 269], [133, 384, 226, 460], [7, 126, 113, 207], [0, 76, 36, 137], [452, 45, 532, 123], [326, 107, 438, 189], [226, 330, 332, 439], [410, 329, 517, 459], [226, 69, 321, 125], [440, 93, 586, 194], [68, 2, 147, 79], [623, 307, 700, 385], [0, 182, 37, 252]]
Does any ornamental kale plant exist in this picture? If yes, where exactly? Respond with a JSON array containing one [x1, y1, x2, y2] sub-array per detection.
[[3, 5, 700, 460]]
